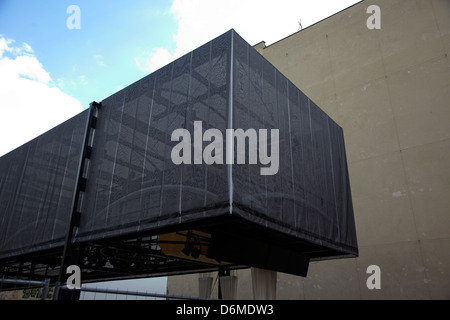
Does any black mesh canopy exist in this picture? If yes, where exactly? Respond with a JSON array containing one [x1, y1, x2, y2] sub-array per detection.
[[76, 32, 231, 242], [0, 111, 88, 259], [0, 30, 357, 280]]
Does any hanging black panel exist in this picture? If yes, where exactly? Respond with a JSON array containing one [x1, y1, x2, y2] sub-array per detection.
[[75, 31, 232, 243], [230, 31, 357, 258], [0, 110, 88, 259], [0, 30, 357, 277]]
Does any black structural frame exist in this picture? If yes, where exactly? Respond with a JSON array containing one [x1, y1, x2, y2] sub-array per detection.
[[0, 30, 357, 299], [54, 101, 100, 300]]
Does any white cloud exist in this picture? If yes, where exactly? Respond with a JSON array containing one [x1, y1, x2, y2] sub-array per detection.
[[0, 37, 35, 58], [79, 74, 88, 85], [56, 77, 65, 88], [1, 55, 51, 84], [134, 47, 175, 74], [93, 54, 106, 67], [136, 0, 361, 74], [0, 37, 13, 58], [0, 36, 83, 156], [22, 42, 33, 54]]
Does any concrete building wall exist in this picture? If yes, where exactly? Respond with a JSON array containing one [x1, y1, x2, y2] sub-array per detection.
[[167, 0, 450, 299]]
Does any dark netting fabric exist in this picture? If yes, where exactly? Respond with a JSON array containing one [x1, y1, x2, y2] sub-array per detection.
[[75, 32, 232, 242], [0, 30, 357, 263], [0, 110, 88, 259], [231, 32, 356, 255]]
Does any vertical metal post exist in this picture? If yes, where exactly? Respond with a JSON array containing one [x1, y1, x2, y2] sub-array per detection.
[[53, 281, 61, 300], [218, 267, 230, 300], [227, 30, 234, 214], [55, 101, 100, 300], [41, 278, 50, 300]]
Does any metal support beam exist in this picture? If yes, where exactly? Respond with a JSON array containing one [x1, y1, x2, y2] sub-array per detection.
[[55, 101, 101, 300], [58, 285, 215, 300], [217, 267, 231, 300], [0, 278, 51, 300]]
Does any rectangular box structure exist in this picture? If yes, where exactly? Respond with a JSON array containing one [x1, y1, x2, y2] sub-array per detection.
[[0, 30, 357, 280], [0, 111, 88, 258]]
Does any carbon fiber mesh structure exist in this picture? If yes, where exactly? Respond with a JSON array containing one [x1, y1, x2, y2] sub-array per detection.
[[0, 30, 357, 280]]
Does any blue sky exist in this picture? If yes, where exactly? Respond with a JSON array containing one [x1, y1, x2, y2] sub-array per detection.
[[0, 0, 177, 109]]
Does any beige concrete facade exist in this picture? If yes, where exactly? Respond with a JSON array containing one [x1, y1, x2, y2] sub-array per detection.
[[167, 0, 450, 299]]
